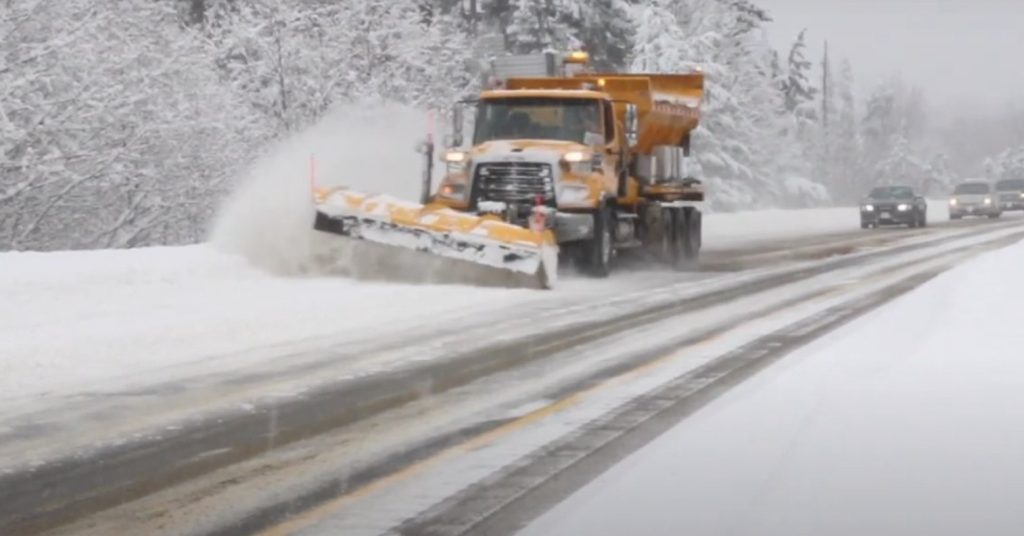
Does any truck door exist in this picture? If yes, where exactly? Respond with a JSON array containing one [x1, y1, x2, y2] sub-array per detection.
[[603, 100, 626, 197]]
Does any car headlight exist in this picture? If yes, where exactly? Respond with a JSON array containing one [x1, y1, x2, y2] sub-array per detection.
[[897, 204, 910, 211], [863, 204, 874, 212], [1019, 192, 1023, 199], [984, 197, 992, 205], [558, 183, 591, 204], [949, 198, 957, 206]]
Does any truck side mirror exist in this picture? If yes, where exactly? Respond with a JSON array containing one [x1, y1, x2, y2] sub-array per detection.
[[624, 103, 638, 147], [450, 106, 464, 148]]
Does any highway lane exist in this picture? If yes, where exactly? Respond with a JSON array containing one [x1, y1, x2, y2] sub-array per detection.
[[5, 215, 1021, 535], [24, 217, 1023, 536]]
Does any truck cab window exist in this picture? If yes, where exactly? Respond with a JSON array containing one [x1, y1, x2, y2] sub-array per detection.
[[603, 100, 615, 145], [474, 98, 604, 145]]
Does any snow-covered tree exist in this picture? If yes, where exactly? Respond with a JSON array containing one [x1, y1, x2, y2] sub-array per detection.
[[984, 146, 1024, 181], [781, 29, 817, 117], [5, 0, 952, 251], [1, 0, 254, 250], [874, 124, 933, 189], [569, 0, 635, 71], [630, 0, 705, 73], [501, 0, 632, 70], [507, 0, 575, 53], [861, 82, 898, 173], [206, 0, 475, 131], [630, 0, 811, 209], [829, 59, 864, 202]]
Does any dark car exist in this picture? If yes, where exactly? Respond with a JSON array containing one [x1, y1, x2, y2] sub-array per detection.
[[860, 186, 928, 228], [995, 179, 1024, 211]]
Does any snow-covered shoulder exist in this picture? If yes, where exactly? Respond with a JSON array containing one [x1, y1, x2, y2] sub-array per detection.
[[523, 238, 1024, 536], [0, 245, 535, 405]]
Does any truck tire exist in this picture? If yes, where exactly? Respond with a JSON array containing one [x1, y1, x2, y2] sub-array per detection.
[[671, 207, 701, 270], [684, 207, 702, 258], [583, 204, 613, 277]]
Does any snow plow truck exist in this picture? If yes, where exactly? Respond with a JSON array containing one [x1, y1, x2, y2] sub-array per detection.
[[313, 51, 705, 289]]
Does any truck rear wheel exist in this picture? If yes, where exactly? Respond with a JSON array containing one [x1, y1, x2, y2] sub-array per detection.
[[672, 207, 701, 269]]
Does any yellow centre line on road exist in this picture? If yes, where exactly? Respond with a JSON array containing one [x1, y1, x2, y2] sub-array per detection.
[[259, 255, 941, 535]]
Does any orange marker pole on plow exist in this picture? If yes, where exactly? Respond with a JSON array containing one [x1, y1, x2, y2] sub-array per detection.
[[420, 111, 436, 204], [309, 152, 318, 199]]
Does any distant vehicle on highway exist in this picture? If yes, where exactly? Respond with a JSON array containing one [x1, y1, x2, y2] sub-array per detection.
[[949, 180, 1001, 219], [995, 179, 1024, 211], [860, 185, 928, 229]]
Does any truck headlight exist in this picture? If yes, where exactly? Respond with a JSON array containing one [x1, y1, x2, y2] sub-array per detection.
[[984, 197, 992, 205], [439, 182, 467, 200], [561, 152, 590, 175], [863, 204, 874, 212], [444, 151, 469, 174], [897, 204, 910, 211], [949, 198, 957, 206], [444, 150, 467, 163], [558, 183, 591, 204], [563, 151, 587, 163]]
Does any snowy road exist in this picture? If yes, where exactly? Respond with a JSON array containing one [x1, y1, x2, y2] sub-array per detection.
[[522, 228, 1024, 536], [7, 211, 1020, 536], [0, 202, 951, 408]]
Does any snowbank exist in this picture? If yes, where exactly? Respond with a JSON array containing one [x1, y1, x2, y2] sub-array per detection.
[[524, 239, 1024, 536], [0, 202, 960, 406], [0, 245, 533, 403], [703, 205, 856, 248]]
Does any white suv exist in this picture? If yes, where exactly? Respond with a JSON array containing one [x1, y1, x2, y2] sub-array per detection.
[[949, 181, 1001, 219]]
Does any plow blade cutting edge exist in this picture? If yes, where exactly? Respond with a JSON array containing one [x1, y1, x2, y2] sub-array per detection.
[[313, 188, 557, 289]]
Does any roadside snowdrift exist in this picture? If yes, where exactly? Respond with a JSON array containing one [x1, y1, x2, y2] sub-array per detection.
[[0, 245, 533, 404], [525, 238, 1024, 536], [0, 204, 952, 406]]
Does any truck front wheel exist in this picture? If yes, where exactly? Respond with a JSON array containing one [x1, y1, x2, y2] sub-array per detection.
[[583, 205, 613, 277]]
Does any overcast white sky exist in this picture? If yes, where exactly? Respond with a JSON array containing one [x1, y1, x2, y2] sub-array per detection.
[[758, 0, 1024, 110]]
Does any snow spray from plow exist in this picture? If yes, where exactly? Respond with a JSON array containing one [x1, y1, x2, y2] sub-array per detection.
[[210, 103, 556, 289]]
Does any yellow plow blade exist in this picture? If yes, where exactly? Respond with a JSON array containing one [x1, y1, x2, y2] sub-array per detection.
[[312, 188, 557, 289]]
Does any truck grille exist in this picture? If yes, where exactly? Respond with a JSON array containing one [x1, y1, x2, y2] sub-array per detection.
[[473, 162, 555, 207]]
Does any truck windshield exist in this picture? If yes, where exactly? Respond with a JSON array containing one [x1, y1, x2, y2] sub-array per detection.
[[473, 98, 603, 145]]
